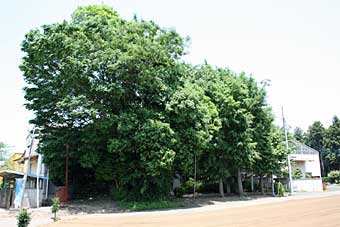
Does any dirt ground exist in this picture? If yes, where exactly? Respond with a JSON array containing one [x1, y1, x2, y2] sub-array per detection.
[[42, 194, 340, 227]]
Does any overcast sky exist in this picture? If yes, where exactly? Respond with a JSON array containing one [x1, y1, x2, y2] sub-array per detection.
[[1, 0, 340, 152]]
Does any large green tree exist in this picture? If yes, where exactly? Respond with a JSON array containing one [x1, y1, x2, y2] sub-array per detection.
[[305, 121, 326, 175], [193, 66, 260, 195], [294, 127, 305, 142], [253, 125, 287, 193], [21, 5, 280, 200], [166, 80, 221, 195], [324, 117, 340, 171], [21, 5, 187, 198]]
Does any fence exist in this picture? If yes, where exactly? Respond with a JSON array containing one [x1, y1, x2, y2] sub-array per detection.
[[0, 189, 15, 209], [292, 179, 323, 192]]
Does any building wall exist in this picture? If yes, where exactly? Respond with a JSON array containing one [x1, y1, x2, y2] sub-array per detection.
[[23, 189, 45, 208], [28, 157, 38, 175], [290, 154, 321, 177], [292, 179, 323, 192]]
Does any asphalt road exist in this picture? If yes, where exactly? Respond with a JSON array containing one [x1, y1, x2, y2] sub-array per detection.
[[42, 194, 340, 227]]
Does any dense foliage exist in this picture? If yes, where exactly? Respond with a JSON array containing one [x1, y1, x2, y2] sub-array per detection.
[[327, 170, 340, 183], [21, 5, 288, 200], [303, 117, 340, 176]]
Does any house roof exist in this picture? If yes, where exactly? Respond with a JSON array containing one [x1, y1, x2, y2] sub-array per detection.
[[15, 138, 39, 163], [292, 141, 319, 155], [0, 169, 47, 180]]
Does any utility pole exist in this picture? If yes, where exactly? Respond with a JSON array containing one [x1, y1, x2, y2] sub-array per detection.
[[193, 153, 196, 199], [15, 128, 35, 208], [282, 107, 293, 195], [64, 144, 69, 205], [36, 154, 42, 208]]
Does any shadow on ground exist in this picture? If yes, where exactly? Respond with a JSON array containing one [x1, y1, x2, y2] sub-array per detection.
[[65, 193, 273, 214]]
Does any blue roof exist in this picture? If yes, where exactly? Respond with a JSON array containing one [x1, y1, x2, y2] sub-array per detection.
[[0, 169, 47, 180]]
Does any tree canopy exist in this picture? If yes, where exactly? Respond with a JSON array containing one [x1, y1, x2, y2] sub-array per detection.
[[21, 5, 287, 200]]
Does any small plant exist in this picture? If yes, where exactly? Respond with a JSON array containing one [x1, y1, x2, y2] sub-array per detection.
[[17, 209, 31, 227], [51, 197, 60, 222]]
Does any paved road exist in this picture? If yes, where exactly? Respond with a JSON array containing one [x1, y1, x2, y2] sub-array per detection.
[[43, 195, 340, 227]]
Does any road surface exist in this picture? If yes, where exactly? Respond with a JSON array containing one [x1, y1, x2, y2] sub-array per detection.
[[42, 195, 340, 227]]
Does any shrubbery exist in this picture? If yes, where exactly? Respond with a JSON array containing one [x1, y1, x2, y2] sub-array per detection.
[[293, 168, 303, 179], [174, 178, 203, 197], [327, 170, 340, 183]]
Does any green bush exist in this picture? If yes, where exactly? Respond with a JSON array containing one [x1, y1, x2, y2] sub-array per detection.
[[51, 197, 60, 222], [174, 186, 186, 197], [275, 182, 285, 197], [112, 188, 126, 201], [174, 178, 202, 197], [322, 176, 330, 183], [17, 209, 31, 227], [327, 170, 340, 183], [198, 181, 219, 194], [293, 168, 303, 179]]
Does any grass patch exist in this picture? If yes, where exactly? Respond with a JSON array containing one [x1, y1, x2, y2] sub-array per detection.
[[117, 199, 184, 211]]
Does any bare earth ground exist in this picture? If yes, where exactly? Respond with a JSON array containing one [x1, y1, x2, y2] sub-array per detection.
[[42, 194, 340, 227], [1, 188, 340, 227]]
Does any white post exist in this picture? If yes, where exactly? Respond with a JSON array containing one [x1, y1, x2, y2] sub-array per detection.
[[45, 168, 49, 200], [36, 154, 42, 208], [282, 107, 293, 195], [14, 129, 35, 208], [251, 175, 254, 192], [271, 174, 275, 196]]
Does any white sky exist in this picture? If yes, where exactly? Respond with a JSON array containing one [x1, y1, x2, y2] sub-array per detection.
[[1, 0, 340, 152]]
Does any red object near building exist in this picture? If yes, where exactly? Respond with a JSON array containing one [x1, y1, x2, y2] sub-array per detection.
[[55, 186, 67, 206]]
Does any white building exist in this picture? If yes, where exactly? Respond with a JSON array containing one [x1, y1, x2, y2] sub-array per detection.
[[290, 142, 323, 192]]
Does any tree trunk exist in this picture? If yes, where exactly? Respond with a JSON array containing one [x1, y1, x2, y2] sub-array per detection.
[[259, 175, 264, 195], [237, 168, 243, 195], [320, 150, 325, 177], [226, 182, 231, 194], [250, 175, 254, 192], [219, 178, 224, 197]]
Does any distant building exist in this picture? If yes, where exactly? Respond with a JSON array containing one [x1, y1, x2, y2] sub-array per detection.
[[0, 132, 54, 208], [0, 153, 24, 186], [290, 142, 323, 192]]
